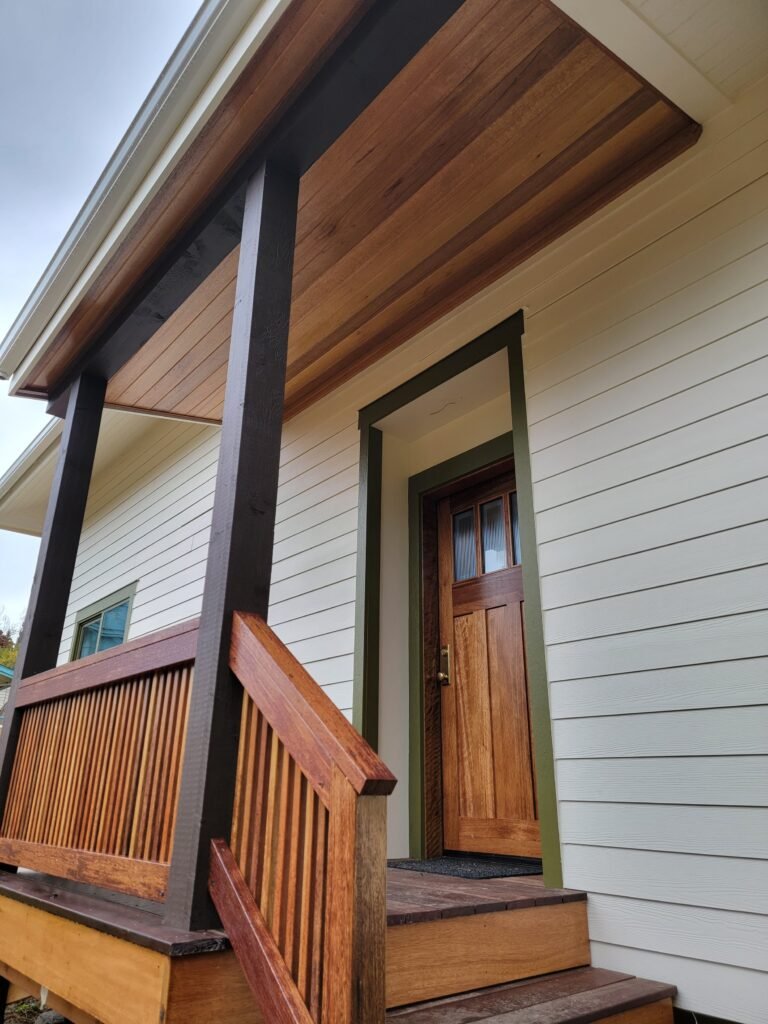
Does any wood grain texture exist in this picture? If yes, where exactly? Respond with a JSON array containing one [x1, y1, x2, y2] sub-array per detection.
[[222, 612, 392, 1023], [27, 0, 370, 396], [231, 612, 396, 799], [0, 661, 192, 899], [209, 838, 313, 1024], [384, 967, 674, 1022], [16, 618, 198, 707], [103, 0, 698, 422], [386, 901, 590, 1007], [438, 476, 539, 857], [0, 375, 106, 852], [165, 161, 300, 931]]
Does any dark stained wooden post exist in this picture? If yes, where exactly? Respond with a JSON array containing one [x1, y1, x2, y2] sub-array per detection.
[[0, 373, 106, 828], [164, 160, 299, 930]]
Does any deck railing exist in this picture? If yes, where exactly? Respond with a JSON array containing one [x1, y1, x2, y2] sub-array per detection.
[[0, 620, 197, 900], [209, 611, 396, 1024]]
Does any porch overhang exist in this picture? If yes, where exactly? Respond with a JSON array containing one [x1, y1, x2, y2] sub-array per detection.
[[3, 0, 699, 423]]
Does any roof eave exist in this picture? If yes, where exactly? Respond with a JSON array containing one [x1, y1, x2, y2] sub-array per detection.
[[0, 0, 293, 389]]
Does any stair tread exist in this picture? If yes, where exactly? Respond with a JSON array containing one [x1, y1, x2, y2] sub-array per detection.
[[386, 966, 676, 1022], [387, 868, 586, 925]]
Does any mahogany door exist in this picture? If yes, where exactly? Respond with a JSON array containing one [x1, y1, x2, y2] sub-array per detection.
[[437, 472, 540, 857]]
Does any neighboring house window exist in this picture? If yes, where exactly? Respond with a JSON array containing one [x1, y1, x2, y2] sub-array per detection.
[[72, 584, 137, 660]]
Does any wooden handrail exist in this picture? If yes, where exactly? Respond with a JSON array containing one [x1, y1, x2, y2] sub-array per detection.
[[230, 612, 395, 801], [16, 618, 199, 708], [223, 611, 395, 1023]]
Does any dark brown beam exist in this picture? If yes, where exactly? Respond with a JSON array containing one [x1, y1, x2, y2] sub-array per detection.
[[46, 0, 466, 416], [0, 374, 106, 842], [164, 160, 299, 931]]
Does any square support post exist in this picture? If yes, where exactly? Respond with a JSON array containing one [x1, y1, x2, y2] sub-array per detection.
[[0, 373, 106, 832], [164, 160, 300, 930]]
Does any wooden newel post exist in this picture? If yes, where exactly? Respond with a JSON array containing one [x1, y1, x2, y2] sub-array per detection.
[[0, 373, 106, 834], [164, 160, 300, 931]]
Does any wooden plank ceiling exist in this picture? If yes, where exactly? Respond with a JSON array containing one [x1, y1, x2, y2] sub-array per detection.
[[106, 0, 699, 422]]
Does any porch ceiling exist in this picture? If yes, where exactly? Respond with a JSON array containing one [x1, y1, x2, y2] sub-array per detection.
[[106, 0, 699, 422]]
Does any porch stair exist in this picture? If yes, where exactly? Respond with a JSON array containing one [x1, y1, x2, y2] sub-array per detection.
[[386, 968, 676, 1024]]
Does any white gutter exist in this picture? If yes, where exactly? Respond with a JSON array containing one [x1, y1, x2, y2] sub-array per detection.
[[0, 0, 293, 390]]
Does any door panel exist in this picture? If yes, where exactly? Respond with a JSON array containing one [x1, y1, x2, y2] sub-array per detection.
[[437, 472, 539, 857]]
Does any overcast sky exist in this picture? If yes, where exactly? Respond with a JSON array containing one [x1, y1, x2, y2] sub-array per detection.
[[0, 0, 201, 626]]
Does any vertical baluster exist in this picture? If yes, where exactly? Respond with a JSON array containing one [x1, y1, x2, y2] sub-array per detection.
[[3, 706, 39, 837], [144, 670, 177, 862], [260, 732, 283, 927], [85, 686, 119, 850], [57, 694, 89, 849], [283, 765, 304, 977], [231, 692, 257, 867], [72, 690, 101, 849], [160, 667, 191, 863], [96, 684, 128, 853], [310, 799, 328, 1022], [245, 710, 271, 894], [119, 676, 150, 856], [272, 745, 294, 954], [296, 779, 316, 1005], [130, 672, 161, 858], [49, 697, 79, 846], [106, 680, 138, 854]]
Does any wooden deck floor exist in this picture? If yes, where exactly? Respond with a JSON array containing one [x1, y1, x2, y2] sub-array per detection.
[[386, 867, 585, 925]]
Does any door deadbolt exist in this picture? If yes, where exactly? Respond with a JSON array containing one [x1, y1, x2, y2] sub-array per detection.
[[436, 644, 451, 684]]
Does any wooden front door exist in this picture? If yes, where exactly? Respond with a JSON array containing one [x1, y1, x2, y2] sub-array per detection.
[[437, 471, 540, 857]]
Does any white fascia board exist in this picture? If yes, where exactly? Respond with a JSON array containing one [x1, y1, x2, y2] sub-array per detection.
[[1, 0, 294, 389], [551, 0, 730, 124]]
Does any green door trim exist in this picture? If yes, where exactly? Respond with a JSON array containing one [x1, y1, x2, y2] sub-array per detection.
[[354, 311, 563, 886]]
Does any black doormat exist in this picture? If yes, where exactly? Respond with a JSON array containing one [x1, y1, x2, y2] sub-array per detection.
[[388, 855, 542, 879]]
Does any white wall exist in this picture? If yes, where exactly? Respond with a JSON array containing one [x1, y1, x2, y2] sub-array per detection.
[[521, 83, 768, 1023], [59, 77, 768, 1022]]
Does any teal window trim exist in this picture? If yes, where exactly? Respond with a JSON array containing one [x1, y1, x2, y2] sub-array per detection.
[[354, 311, 564, 887], [70, 582, 138, 661]]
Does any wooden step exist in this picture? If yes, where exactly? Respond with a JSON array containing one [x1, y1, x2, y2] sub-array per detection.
[[385, 870, 590, 1007], [386, 967, 676, 1023]]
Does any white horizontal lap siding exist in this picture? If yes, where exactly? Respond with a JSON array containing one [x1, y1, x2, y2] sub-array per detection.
[[59, 421, 220, 660], [523, 82, 768, 1022]]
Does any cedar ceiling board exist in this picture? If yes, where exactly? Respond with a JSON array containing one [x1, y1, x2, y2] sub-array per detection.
[[285, 98, 690, 412], [104, 0, 699, 423], [27, 0, 370, 393]]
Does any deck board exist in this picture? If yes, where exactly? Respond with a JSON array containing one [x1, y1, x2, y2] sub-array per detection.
[[386, 867, 585, 925]]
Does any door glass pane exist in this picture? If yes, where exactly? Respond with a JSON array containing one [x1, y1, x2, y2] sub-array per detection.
[[481, 498, 508, 573], [98, 601, 129, 652], [510, 491, 522, 565], [77, 617, 100, 658], [453, 509, 477, 581]]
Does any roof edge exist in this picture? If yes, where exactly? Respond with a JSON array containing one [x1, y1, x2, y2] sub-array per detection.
[[0, 0, 292, 386]]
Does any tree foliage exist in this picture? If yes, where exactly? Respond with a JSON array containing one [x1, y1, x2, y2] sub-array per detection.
[[0, 610, 22, 670]]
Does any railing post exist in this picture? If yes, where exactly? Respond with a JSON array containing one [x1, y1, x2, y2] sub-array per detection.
[[164, 160, 300, 930], [0, 373, 105, 841]]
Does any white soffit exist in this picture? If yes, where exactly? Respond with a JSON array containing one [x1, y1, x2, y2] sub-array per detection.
[[376, 350, 509, 441], [551, 0, 731, 123], [0, 411, 185, 536], [624, 0, 768, 100]]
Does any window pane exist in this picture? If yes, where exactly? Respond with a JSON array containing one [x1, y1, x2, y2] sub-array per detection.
[[481, 498, 507, 573], [453, 509, 477, 581], [510, 491, 522, 565], [98, 601, 129, 652], [77, 618, 100, 658]]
